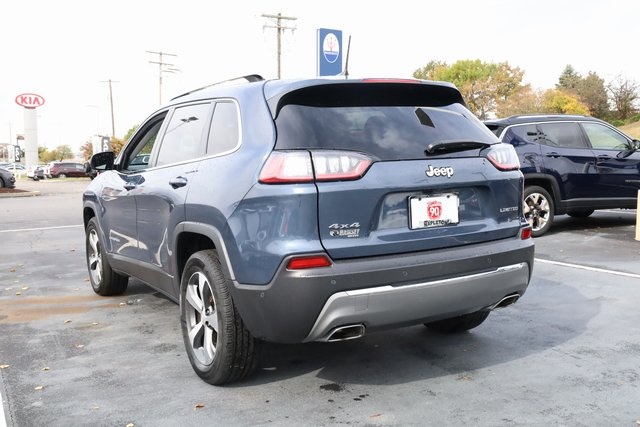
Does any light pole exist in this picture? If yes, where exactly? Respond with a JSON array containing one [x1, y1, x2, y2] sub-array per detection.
[[147, 51, 179, 105]]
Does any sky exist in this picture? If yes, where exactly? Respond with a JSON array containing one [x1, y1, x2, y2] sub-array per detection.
[[1, 0, 639, 155]]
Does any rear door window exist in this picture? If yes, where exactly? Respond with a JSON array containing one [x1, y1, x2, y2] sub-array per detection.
[[537, 122, 588, 148], [502, 125, 539, 147], [156, 103, 211, 166], [206, 101, 240, 156]]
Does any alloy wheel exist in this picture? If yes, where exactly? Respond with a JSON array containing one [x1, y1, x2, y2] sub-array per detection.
[[184, 271, 219, 366]]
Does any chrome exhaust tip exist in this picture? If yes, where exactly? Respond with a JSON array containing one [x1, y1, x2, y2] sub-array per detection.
[[326, 324, 366, 342], [490, 293, 521, 310]]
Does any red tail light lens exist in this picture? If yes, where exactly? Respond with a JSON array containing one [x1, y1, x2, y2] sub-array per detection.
[[259, 151, 372, 184], [287, 255, 332, 270], [482, 143, 520, 171], [520, 226, 532, 240], [259, 151, 314, 183]]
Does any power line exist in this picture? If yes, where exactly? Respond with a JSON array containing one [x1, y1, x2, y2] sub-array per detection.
[[146, 50, 179, 105], [262, 13, 297, 79], [100, 79, 119, 138]]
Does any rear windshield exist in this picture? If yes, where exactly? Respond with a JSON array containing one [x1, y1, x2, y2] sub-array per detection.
[[274, 103, 497, 160]]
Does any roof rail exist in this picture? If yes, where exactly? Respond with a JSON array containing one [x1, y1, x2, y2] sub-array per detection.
[[171, 74, 265, 101]]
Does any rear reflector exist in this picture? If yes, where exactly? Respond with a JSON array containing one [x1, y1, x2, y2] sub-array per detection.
[[520, 226, 532, 240], [287, 255, 332, 270]]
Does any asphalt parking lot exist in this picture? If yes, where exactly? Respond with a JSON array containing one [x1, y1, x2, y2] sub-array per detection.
[[1, 178, 639, 426]]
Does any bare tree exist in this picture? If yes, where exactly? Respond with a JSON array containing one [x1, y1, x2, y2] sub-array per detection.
[[608, 76, 639, 120]]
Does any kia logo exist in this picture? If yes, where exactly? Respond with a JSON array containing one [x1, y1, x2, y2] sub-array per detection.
[[15, 93, 45, 109]]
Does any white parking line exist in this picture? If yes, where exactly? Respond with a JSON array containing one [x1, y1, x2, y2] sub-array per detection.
[[0, 224, 83, 234], [1, 393, 7, 427], [599, 209, 637, 215], [536, 258, 640, 279]]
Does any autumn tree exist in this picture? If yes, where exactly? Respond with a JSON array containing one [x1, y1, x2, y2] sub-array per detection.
[[608, 76, 639, 120], [541, 89, 590, 115], [109, 137, 126, 156], [414, 59, 525, 119], [496, 85, 544, 117], [80, 141, 93, 160]]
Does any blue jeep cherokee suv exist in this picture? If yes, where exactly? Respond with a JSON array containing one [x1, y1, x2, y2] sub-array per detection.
[[84, 75, 534, 385], [485, 115, 640, 236]]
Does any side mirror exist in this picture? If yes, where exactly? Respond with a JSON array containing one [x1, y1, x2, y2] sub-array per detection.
[[633, 139, 640, 150], [90, 151, 115, 171]]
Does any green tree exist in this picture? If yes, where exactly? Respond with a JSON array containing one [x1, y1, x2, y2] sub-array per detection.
[[413, 59, 525, 119], [541, 89, 590, 115], [53, 144, 74, 161], [124, 125, 139, 142], [38, 146, 49, 163], [556, 65, 581, 91], [557, 66, 608, 119], [576, 72, 609, 119]]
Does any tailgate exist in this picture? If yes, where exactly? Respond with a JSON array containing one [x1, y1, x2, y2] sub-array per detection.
[[316, 158, 523, 259]]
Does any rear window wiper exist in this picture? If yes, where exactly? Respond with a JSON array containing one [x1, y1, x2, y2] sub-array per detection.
[[425, 140, 492, 156]]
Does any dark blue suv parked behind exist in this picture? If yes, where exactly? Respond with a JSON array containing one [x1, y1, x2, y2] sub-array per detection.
[[485, 115, 640, 236], [84, 75, 534, 385]]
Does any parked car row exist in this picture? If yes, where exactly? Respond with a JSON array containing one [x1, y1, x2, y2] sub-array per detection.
[[484, 114, 640, 236], [0, 161, 89, 181]]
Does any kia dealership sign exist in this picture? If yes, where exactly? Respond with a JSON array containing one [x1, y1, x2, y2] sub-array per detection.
[[15, 93, 45, 108]]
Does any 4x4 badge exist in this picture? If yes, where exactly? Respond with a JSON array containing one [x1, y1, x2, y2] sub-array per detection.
[[426, 165, 454, 178]]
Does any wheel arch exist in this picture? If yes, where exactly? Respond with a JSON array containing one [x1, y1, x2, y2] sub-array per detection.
[[173, 222, 236, 293], [522, 174, 564, 214]]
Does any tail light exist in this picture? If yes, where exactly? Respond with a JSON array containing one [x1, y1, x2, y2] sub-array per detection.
[[259, 151, 372, 184], [482, 143, 520, 171], [520, 226, 532, 240]]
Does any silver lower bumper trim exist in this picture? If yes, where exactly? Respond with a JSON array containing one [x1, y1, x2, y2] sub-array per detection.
[[304, 262, 530, 342]]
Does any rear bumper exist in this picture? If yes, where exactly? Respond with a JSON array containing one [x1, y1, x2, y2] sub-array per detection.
[[304, 262, 528, 342], [230, 237, 534, 343]]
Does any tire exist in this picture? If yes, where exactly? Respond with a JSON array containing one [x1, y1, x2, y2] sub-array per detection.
[[523, 185, 554, 237], [425, 310, 490, 334], [180, 250, 259, 385], [567, 209, 594, 218], [59, 173, 67, 178], [85, 217, 128, 296], [0, 178, 5, 188]]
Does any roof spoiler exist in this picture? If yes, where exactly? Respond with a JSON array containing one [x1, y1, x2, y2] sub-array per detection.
[[171, 74, 264, 101]]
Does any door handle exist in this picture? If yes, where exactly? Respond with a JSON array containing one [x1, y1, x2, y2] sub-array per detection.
[[545, 152, 560, 158], [169, 176, 188, 189]]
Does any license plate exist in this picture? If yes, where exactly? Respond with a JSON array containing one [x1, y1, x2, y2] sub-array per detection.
[[409, 194, 459, 229]]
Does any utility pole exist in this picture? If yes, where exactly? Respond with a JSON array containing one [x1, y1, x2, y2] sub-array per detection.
[[262, 13, 297, 78], [100, 79, 119, 138], [146, 50, 179, 105]]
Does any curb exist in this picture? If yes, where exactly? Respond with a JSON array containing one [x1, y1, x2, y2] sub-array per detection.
[[0, 190, 40, 198]]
